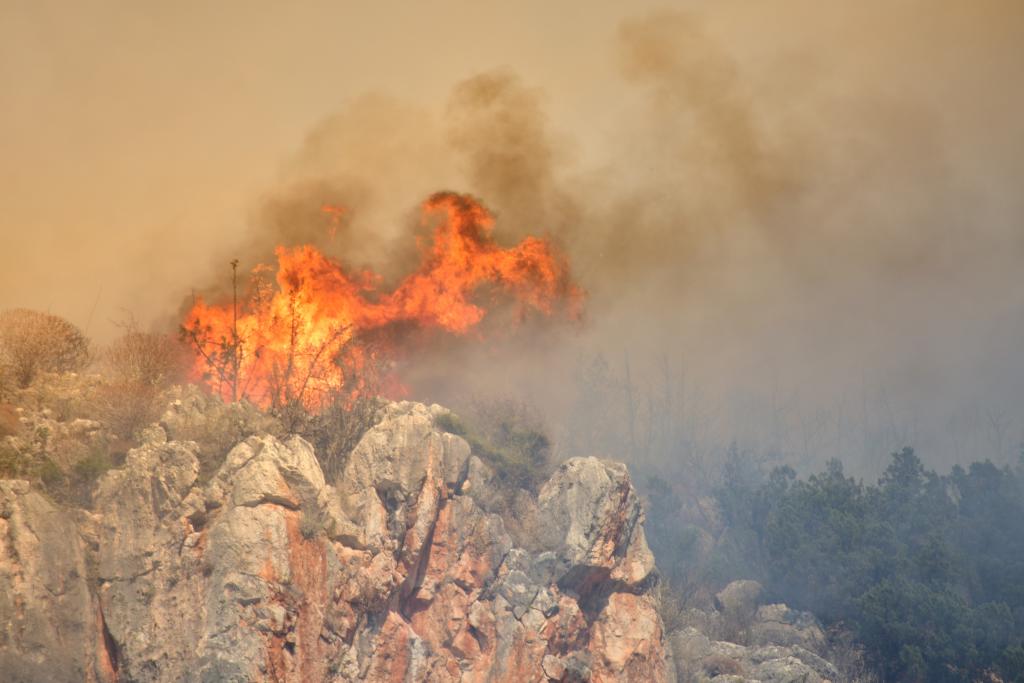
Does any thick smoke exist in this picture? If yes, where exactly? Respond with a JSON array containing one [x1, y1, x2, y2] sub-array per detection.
[[406, 6, 1023, 476], [3, 1, 1022, 475]]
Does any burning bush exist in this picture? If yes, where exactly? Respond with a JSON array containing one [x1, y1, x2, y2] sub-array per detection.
[[181, 192, 581, 411], [0, 308, 90, 389]]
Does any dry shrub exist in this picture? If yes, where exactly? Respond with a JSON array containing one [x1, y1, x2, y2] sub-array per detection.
[[89, 381, 165, 440], [101, 330, 189, 387], [0, 309, 90, 388], [0, 437, 84, 499], [0, 402, 21, 438], [36, 436, 117, 508], [0, 364, 13, 401], [9, 371, 100, 422], [718, 604, 756, 646], [824, 626, 882, 683], [439, 398, 553, 493], [91, 330, 190, 439], [654, 580, 690, 634], [701, 653, 744, 677], [298, 394, 382, 480], [0, 441, 25, 479], [291, 346, 387, 479]]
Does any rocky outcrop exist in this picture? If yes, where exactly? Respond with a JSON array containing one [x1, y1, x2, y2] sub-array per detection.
[[747, 604, 826, 653], [669, 580, 838, 683], [670, 627, 838, 683], [0, 400, 670, 682]]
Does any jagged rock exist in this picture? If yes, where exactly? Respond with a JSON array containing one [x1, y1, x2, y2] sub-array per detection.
[[339, 402, 469, 498], [462, 454, 502, 512], [666, 583, 838, 682], [5, 399, 670, 682], [745, 645, 838, 682], [669, 627, 839, 683], [0, 480, 115, 683], [748, 604, 827, 652], [538, 456, 657, 591], [337, 402, 470, 550]]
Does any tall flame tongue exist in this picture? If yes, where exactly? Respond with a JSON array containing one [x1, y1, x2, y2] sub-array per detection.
[[183, 192, 581, 410]]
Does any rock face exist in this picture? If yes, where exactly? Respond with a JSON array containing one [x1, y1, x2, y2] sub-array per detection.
[[0, 481, 113, 683], [0, 400, 670, 682]]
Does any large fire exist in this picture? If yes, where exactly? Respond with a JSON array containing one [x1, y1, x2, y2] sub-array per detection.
[[182, 192, 581, 410]]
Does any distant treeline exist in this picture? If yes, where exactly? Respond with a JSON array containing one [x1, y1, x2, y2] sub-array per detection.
[[706, 448, 1024, 682]]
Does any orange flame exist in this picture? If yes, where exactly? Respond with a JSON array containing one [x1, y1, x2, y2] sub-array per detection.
[[182, 192, 581, 409], [320, 203, 346, 240]]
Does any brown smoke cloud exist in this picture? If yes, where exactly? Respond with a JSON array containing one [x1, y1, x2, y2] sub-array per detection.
[[2, 0, 1022, 472]]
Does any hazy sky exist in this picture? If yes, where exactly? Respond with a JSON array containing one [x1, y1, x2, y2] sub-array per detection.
[[2, 0, 1022, 470], [1, 0, 669, 332]]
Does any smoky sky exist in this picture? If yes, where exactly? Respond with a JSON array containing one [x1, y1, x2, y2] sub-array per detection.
[[2, 1, 1022, 473]]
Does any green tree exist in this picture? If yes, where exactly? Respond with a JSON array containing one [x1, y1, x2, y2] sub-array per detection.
[[710, 447, 1024, 682]]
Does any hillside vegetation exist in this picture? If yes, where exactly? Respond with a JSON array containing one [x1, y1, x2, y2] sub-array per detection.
[[649, 447, 1024, 682]]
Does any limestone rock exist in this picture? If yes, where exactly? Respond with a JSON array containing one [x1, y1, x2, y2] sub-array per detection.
[[665, 577, 841, 682], [748, 604, 827, 652], [670, 627, 839, 683], [538, 456, 657, 591], [5, 399, 671, 682]]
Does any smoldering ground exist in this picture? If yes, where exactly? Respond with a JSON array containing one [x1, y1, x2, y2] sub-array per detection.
[[2, 1, 1022, 475]]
